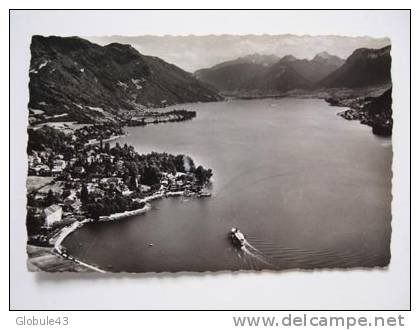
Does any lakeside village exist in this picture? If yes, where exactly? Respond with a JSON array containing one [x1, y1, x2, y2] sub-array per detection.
[[29, 104, 197, 127], [325, 88, 393, 136], [26, 116, 213, 250]]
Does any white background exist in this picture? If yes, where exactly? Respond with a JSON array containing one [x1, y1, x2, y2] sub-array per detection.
[[8, 8, 410, 311], [3, 1, 418, 328]]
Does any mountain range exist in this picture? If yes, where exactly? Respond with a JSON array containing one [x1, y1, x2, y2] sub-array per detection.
[[194, 46, 391, 96], [28, 35, 392, 127], [29, 36, 221, 123], [194, 52, 346, 95], [86, 35, 390, 72]]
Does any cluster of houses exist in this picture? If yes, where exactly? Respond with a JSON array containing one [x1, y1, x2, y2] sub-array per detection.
[[28, 147, 113, 178], [27, 121, 212, 243], [28, 152, 82, 177], [74, 124, 124, 143], [29, 168, 209, 234], [164, 172, 200, 195], [29, 176, 138, 234], [28, 152, 62, 176]]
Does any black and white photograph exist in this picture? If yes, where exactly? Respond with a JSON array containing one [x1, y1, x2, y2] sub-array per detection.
[[20, 11, 400, 276], [6, 5, 413, 314], [24, 27, 395, 274]]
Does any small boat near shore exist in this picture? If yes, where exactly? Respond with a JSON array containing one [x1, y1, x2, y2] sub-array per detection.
[[197, 190, 212, 198], [230, 227, 245, 247]]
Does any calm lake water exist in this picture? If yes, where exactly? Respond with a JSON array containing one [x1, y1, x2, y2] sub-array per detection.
[[64, 98, 392, 272]]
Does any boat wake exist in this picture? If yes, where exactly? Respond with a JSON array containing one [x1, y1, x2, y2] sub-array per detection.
[[237, 239, 278, 270], [236, 235, 381, 270]]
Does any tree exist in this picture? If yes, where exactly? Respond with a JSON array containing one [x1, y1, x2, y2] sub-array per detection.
[[174, 154, 185, 172], [115, 195, 129, 213], [80, 185, 89, 204], [26, 208, 44, 236], [27, 193, 37, 207], [85, 202, 102, 220], [128, 175, 139, 190], [127, 162, 139, 177], [62, 189, 71, 199], [142, 165, 161, 186], [195, 166, 213, 184], [166, 159, 177, 174], [27, 126, 69, 152], [131, 201, 145, 210], [45, 189, 56, 206], [104, 142, 110, 154], [174, 154, 195, 172]]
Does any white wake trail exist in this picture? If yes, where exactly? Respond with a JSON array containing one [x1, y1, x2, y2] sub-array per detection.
[[241, 240, 277, 268]]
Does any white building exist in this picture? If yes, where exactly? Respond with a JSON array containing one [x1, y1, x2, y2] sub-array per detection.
[[140, 184, 151, 193], [52, 159, 67, 176], [43, 204, 63, 227], [53, 159, 66, 170]]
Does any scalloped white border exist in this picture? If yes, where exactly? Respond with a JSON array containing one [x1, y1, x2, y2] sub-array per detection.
[[9, 9, 410, 310]]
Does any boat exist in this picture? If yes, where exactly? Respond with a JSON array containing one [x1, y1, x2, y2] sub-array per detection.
[[230, 227, 245, 247], [197, 191, 212, 198], [197, 188, 212, 198]]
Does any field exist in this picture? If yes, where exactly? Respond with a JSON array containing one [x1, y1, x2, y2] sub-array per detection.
[[26, 176, 55, 193]]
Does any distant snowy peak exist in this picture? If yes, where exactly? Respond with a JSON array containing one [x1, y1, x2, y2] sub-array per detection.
[[278, 55, 298, 63], [312, 51, 345, 67], [87, 34, 390, 72], [314, 51, 335, 60], [194, 45, 390, 95]]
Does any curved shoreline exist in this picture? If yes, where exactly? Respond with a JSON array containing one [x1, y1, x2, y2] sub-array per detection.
[[30, 125, 213, 272], [51, 190, 204, 272], [98, 203, 152, 221], [52, 202, 153, 273], [52, 219, 106, 273]]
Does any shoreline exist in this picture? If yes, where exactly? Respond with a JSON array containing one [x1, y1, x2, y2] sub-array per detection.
[[226, 85, 393, 136], [222, 84, 391, 101], [51, 219, 106, 273], [84, 133, 128, 147], [27, 92, 370, 273], [49, 203, 154, 273], [99, 203, 152, 221], [31, 188, 210, 272], [27, 121, 212, 273]]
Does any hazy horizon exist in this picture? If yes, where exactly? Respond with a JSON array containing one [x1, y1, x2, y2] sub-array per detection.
[[86, 34, 390, 72]]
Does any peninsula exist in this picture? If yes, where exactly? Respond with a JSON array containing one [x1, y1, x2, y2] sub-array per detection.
[[26, 122, 213, 271]]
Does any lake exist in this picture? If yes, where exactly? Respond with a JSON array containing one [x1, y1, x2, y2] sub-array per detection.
[[63, 98, 392, 273]]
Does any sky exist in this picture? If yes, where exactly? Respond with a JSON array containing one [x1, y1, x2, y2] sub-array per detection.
[[11, 10, 405, 71]]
